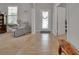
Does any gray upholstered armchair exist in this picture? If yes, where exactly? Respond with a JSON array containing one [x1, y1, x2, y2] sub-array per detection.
[[10, 22, 31, 37]]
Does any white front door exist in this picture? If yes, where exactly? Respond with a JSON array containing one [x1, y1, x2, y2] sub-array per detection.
[[40, 9, 51, 32]]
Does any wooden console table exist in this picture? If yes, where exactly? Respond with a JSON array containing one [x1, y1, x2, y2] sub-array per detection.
[[58, 39, 79, 55]]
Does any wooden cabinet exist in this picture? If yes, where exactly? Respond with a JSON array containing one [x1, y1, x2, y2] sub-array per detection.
[[0, 14, 6, 33]]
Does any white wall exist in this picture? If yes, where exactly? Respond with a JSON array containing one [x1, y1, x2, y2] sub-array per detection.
[[31, 8, 36, 34], [52, 4, 58, 35], [67, 4, 79, 50]]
